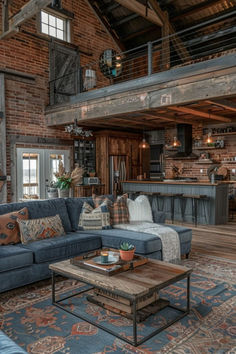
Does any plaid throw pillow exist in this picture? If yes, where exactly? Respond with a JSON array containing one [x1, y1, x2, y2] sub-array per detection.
[[0, 207, 29, 245], [78, 201, 111, 230], [93, 194, 129, 225], [18, 214, 65, 245], [110, 194, 129, 225]]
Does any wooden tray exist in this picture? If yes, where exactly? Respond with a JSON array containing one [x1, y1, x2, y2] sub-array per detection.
[[70, 249, 148, 276]]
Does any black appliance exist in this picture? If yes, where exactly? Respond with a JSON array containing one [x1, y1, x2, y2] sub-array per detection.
[[172, 124, 198, 159]]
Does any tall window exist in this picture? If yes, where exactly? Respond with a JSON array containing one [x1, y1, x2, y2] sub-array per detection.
[[22, 153, 39, 199], [41, 10, 70, 42]]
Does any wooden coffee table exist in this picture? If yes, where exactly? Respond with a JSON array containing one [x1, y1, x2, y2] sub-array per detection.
[[50, 257, 192, 347]]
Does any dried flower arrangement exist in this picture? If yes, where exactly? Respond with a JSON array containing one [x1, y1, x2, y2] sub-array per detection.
[[54, 161, 84, 190]]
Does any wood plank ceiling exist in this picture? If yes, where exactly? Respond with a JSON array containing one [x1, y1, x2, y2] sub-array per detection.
[[71, 98, 236, 131]]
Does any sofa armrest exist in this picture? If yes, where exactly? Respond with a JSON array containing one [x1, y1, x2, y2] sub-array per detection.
[[0, 331, 27, 353], [152, 210, 166, 224]]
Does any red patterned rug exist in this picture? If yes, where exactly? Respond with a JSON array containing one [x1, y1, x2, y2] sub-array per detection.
[[0, 252, 235, 353]]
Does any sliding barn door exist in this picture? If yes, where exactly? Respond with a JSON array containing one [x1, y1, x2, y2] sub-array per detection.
[[49, 42, 80, 105]]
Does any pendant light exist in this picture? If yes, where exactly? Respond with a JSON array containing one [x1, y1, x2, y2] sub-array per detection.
[[206, 132, 213, 144], [172, 136, 181, 147], [139, 133, 150, 149]]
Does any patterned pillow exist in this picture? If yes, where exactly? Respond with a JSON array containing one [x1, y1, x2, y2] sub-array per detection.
[[18, 214, 65, 245], [93, 194, 129, 225], [110, 194, 129, 225], [78, 201, 111, 230], [0, 207, 29, 245]]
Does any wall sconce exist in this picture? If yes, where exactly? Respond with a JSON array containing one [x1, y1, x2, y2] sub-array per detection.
[[51, 0, 62, 9], [84, 69, 96, 90], [172, 136, 181, 147], [65, 119, 93, 137]]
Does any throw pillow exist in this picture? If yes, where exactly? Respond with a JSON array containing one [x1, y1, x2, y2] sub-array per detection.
[[93, 194, 129, 225], [0, 207, 29, 245], [127, 195, 153, 223], [78, 201, 111, 230], [109, 194, 129, 225], [18, 214, 65, 245]]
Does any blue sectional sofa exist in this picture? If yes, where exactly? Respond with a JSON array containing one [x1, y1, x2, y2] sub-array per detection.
[[0, 196, 192, 294], [0, 330, 27, 353]]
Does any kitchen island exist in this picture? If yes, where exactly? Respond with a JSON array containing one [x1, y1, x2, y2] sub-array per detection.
[[122, 180, 229, 225]]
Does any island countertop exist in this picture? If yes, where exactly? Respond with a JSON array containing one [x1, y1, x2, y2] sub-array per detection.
[[123, 180, 232, 186], [122, 180, 229, 225]]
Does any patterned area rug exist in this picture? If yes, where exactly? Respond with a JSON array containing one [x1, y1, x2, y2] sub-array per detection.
[[0, 252, 235, 354]]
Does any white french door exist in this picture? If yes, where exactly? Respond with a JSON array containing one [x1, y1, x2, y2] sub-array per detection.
[[17, 148, 70, 201]]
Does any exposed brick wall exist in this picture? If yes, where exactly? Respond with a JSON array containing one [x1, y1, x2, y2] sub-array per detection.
[[165, 123, 236, 181], [0, 0, 120, 201]]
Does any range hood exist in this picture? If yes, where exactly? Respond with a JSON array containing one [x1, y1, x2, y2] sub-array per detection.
[[171, 124, 198, 159]]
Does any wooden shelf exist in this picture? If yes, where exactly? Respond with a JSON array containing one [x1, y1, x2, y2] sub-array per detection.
[[195, 160, 215, 164], [193, 146, 224, 150], [212, 131, 236, 137], [221, 161, 236, 164]]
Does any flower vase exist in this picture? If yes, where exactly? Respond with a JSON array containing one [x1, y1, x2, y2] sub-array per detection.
[[58, 189, 70, 198]]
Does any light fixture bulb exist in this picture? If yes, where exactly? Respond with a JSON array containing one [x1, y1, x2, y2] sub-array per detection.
[[172, 136, 181, 147], [206, 132, 213, 144], [139, 138, 150, 149]]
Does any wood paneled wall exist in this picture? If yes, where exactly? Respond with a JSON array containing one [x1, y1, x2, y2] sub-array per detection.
[[95, 130, 141, 194]]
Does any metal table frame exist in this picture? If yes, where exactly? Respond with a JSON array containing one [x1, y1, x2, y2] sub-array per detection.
[[51, 270, 191, 347]]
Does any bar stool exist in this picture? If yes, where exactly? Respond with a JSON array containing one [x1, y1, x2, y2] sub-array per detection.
[[183, 194, 210, 226], [142, 192, 160, 211], [157, 192, 183, 223]]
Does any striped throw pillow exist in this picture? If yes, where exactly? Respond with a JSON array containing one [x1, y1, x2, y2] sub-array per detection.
[[78, 201, 111, 230], [18, 214, 65, 244], [109, 194, 129, 225]]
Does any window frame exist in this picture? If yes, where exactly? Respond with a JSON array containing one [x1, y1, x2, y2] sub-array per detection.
[[39, 9, 71, 43]]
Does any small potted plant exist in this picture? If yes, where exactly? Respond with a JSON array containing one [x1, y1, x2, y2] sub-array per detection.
[[119, 241, 135, 261], [47, 181, 58, 199]]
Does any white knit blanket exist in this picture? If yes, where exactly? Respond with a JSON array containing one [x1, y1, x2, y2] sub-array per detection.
[[113, 222, 180, 263]]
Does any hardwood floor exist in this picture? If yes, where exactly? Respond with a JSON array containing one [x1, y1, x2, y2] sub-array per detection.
[[167, 220, 236, 261]]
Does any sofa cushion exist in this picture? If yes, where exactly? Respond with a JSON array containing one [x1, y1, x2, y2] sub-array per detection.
[[93, 194, 129, 225], [78, 201, 111, 230], [79, 229, 162, 254], [18, 214, 65, 244], [23, 232, 102, 263], [0, 199, 72, 233], [65, 195, 114, 231], [127, 195, 153, 223], [0, 331, 27, 353], [0, 244, 33, 273], [0, 207, 29, 245]]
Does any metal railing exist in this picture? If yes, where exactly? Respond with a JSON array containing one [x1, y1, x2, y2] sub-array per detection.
[[49, 10, 236, 104]]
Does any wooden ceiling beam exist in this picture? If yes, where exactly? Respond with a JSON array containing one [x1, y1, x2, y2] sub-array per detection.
[[205, 99, 236, 112], [0, 0, 52, 39], [112, 13, 139, 28], [169, 106, 232, 122], [170, 0, 225, 22], [142, 111, 196, 124], [86, 0, 125, 51], [114, 0, 163, 27], [147, 0, 191, 62], [121, 25, 158, 41]]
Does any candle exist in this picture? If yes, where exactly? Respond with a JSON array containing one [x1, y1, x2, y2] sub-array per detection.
[[100, 251, 109, 263]]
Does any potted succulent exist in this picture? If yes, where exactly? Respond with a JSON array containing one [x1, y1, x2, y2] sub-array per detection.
[[119, 241, 135, 261]]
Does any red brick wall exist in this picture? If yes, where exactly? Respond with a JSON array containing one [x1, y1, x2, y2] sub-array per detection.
[[165, 123, 236, 181], [0, 0, 120, 201]]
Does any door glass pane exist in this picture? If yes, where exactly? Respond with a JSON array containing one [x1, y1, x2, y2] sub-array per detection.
[[49, 154, 64, 182], [22, 153, 39, 199]]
